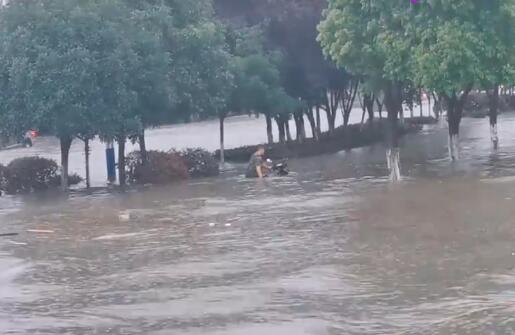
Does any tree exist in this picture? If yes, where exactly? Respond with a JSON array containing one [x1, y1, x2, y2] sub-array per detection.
[[477, 4, 515, 149], [413, 0, 515, 159], [216, 0, 349, 141], [0, 0, 175, 188], [125, 3, 174, 164], [126, 0, 232, 169], [0, 0, 114, 189], [319, 0, 416, 181], [218, 24, 261, 165], [234, 54, 296, 144]]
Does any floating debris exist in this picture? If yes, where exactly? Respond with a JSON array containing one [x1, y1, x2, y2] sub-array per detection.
[[0, 233, 19, 237], [118, 213, 131, 222], [7, 241, 27, 246], [93, 232, 143, 241], [27, 229, 54, 234]]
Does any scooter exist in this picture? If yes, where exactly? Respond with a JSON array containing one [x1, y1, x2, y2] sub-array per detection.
[[266, 159, 289, 176]]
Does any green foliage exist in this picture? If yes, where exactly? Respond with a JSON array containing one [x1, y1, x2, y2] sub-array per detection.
[[0, 0, 233, 140], [410, 1, 515, 94], [154, 0, 234, 121], [318, 0, 414, 88], [231, 53, 298, 117], [319, 0, 515, 100], [0, 0, 133, 141], [171, 29, 229, 119]]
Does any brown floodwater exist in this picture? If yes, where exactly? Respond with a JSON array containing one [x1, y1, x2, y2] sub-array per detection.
[[2, 114, 515, 334]]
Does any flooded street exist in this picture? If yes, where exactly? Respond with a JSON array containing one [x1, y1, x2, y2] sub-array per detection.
[[0, 110, 367, 187], [2, 114, 515, 334]]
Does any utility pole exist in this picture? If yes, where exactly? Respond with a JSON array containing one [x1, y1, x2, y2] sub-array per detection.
[[105, 140, 116, 183]]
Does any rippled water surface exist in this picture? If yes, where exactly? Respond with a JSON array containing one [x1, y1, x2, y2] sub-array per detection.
[[2, 115, 515, 334]]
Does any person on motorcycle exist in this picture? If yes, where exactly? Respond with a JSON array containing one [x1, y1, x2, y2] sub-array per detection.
[[246, 145, 269, 178], [22, 130, 33, 147]]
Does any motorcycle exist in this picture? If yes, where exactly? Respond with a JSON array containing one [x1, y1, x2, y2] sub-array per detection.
[[266, 159, 289, 176]]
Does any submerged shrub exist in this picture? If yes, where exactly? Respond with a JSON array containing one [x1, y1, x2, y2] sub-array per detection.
[[127, 150, 188, 185], [176, 148, 219, 178], [67, 173, 83, 186], [0, 157, 82, 194], [5, 157, 59, 194], [0, 164, 8, 192]]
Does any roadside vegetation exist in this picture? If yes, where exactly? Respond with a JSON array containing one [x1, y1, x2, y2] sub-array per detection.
[[1, 0, 515, 193]]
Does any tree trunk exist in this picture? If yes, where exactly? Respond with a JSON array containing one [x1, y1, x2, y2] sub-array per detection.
[[265, 114, 274, 144], [419, 89, 423, 117], [360, 108, 366, 127], [364, 93, 374, 123], [431, 92, 440, 120], [117, 136, 126, 187], [294, 113, 306, 143], [325, 91, 336, 134], [219, 115, 225, 166], [285, 120, 293, 142], [305, 108, 318, 141], [327, 110, 336, 134], [488, 85, 499, 150], [383, 81, 402, 181], [343, 110, 351, 128], [448, 111, 460, 161], [443, 88, 471, 161], [138, 130, 147, 165], [342, 81, 360, 128], [276, 118, 286, 144], [315, 106, 321, 137], [427, 93, 432, 117], [60, 136, 73, 191], [376, 98, 383, 119], [84, 138, 90, 189]]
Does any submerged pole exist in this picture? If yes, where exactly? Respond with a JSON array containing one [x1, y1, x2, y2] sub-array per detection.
[[105, 140, 116, 184]]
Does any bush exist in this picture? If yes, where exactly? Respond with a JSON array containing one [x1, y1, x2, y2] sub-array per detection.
[[0, 164, 8, 192], [67, 173, 83, 186], [5, 157, 59, 194], [0, 157, 82, 194], [127, 150, 188, 185], [176, 148, 219, 178], [51, 173, 83, 187]]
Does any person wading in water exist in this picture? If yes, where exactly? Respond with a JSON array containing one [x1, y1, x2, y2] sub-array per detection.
[[245, 145, 269, 178]]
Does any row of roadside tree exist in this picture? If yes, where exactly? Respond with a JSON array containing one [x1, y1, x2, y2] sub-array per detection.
[[1, 0, 514, 187]]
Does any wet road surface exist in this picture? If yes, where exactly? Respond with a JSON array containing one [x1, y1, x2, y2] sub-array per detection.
[[2, 114, 515, 334]]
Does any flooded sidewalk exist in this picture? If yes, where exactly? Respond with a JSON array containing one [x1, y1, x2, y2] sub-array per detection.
[[2, 115, 515, 334]]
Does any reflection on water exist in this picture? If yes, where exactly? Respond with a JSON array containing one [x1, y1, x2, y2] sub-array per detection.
[[2, 115, 515, 333]]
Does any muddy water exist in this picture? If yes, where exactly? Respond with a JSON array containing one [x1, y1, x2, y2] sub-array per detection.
[[2, 115, 515, 334]]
